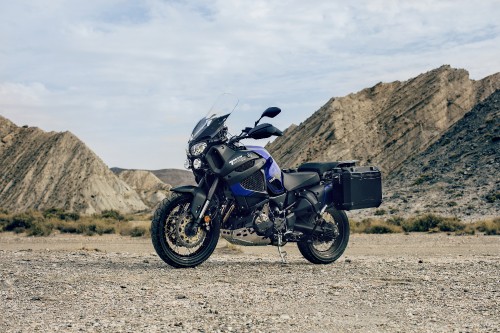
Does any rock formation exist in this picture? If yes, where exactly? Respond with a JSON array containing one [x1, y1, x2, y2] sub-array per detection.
[[116, 170, 171, 207], [267, 65, 500, 175], [0, 117, 148, 214], [382, 90, 500, 220]]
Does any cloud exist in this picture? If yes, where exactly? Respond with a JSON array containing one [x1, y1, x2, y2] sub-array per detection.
[[1, 0, 499, 169]]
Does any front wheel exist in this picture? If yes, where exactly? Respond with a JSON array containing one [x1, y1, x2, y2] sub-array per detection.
[[297, 208, 349, 265], [151, 194, 220, 268]]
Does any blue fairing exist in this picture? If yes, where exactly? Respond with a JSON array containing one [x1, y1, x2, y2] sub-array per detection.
[[247, 145, 285, 195]]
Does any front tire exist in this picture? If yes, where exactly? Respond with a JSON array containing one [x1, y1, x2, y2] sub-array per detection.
[[151, 194, 220, 268], [297, 208, 349, 265]]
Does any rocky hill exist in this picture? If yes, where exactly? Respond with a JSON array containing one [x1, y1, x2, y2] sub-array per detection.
[[267, 65, 500, 174], [111, 168, 195, 188], [0, 116, 148, 214], [115, 170, 171, 207], [150, 169, 196, 187], [381, 90, 500, 221]]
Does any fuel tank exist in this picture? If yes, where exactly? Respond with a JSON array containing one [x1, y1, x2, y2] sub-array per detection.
[[247, 145, 285, 195]]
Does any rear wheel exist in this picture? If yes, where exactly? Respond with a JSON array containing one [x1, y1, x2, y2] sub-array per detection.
[[297, 209, 349, 264], [151, 194, 220, 268]]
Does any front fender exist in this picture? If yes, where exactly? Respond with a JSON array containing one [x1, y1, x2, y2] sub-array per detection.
[[171, 185, 207, 219]]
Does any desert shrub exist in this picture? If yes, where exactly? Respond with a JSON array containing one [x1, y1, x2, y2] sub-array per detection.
[[474, 218, 500, 235], [374, 209, 386, 216], [0, 213, 11, 231], [447, 201, 458, 207], [386, 216, 405, 226], [120, 226, 147, 237], [364, 221, 402, 234], [43, 208, 80, 221], [484, 192, 500, 203], [413, 174, 434, 186], [437, 218, 466, 232], [27, 222, 53, 236], [118, 220, 150, 237], [78, 220, 116, 236], [401, 214, 463, 232], [100, 210, 125, 221], [3, 212, 38, 232], [455, 225, 476, 236], [55, 221, 80, 234], [349, 218, 402, 234], [348, 219, 365, 233], [401, 214, 441, 232]]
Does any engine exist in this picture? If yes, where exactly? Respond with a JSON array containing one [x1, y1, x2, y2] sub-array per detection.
[[220, 203, 276, 246]]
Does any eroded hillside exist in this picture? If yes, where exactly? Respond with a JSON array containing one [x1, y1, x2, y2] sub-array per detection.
[[116, 170, 171, 207], [381, 90, 500, 220], [0, 117, 147, 214], [267, 65, 500, 174]]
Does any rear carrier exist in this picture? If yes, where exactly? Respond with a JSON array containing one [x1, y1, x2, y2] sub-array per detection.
[[298, 161, 382, 210]]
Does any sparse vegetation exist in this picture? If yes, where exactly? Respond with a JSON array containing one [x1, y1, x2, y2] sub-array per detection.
[[484, 191, 500, 203], [413, 173, 434, 186], [0, 210, 497, 237], [400, 214, 465, 232], [43, 208, 80, 221], [0, 210, 151, 237], [349, 214, 497, 235], [474, 218, 500, 235], [100, 210, 125, 221], [349, 218, 403, 234]]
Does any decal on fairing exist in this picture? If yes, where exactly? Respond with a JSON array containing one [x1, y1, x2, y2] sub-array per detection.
[[247, 145, 285, 195]]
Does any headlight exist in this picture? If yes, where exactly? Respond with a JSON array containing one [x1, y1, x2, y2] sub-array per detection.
[[193, 158, 202, 169], [190, 142, 207, 156], [184, 159, 191, 169]]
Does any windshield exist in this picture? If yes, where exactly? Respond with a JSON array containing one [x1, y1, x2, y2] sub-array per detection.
[[190, 94, 239, 142]]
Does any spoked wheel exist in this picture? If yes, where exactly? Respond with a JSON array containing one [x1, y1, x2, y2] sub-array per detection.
[[151, 194, 220, 268], [297, 208, 350, 265]]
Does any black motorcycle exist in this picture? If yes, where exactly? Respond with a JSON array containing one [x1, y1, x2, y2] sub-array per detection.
[[152, 95, 382, 268]]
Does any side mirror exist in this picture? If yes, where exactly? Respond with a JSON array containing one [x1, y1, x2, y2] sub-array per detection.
[[262, 106, 281, 118], [255, 106, 281, 126]]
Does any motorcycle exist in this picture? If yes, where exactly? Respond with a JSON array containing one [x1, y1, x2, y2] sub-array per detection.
[[152, 95, 382, 268]]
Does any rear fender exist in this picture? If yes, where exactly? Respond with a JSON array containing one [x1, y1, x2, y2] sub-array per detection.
[[171, 186, 207, 219]]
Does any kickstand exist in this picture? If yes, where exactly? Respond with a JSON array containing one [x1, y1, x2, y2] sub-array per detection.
[[277, 233, 288, 264]]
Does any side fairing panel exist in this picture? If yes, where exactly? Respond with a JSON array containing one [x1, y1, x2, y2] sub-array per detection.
[[247, 145, 285, 195]]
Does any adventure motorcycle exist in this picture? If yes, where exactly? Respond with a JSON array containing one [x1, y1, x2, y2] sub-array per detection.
[[152, 95, 382, 268]]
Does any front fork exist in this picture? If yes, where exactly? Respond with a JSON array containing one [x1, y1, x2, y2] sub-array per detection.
[[187, 177, 219, 234]]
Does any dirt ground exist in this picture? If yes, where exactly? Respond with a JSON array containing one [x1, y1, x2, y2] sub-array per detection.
[[0, 232, 499, 332]]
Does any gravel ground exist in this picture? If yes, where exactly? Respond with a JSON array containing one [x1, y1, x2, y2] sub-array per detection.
[[0, 233, 499, 333]]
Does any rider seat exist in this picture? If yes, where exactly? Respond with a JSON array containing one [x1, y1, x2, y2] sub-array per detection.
[[282, 172, 320, 191], [297, 160, 357, 176]]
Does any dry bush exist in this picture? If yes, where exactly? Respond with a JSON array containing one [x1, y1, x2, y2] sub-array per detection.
[[118, 221, 150, 237], [349, 218, 403, 234], [401, 214, 465, 232], [3, 211, 43, 233], [99, 210, 125, 221], [27, 221, 54, 236], [473, 218, 500, 235]]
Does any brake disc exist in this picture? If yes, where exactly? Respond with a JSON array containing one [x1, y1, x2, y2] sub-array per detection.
[[174, 215, 205, 248]]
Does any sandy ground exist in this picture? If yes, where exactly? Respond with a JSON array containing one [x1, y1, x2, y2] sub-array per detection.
[[0, 232, 499, 332]]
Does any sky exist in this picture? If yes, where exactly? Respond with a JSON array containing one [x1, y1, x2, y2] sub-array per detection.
[[1, 0, 499, 170]]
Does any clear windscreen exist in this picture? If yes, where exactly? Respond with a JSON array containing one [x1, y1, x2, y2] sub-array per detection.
[[190, 94, 239, 142]]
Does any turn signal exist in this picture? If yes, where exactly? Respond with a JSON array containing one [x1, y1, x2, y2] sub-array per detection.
[[203, 216, 211, 223]]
